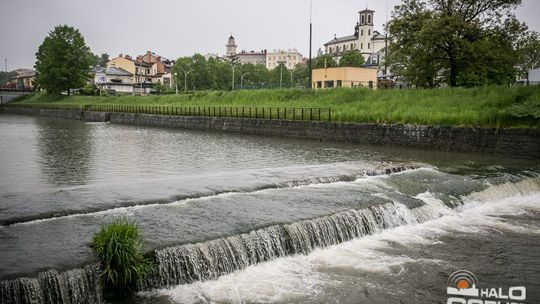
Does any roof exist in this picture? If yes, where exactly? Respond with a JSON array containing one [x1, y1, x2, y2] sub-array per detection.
[[16, 71, 36, 78], [135, 61, 153, 67], [359, 9, 375, 13], [373, 31, 386, 40], [106, 67, 132, 76], [324, 35, 357, 46]]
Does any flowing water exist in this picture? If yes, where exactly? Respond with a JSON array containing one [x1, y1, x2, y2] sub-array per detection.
[[0, 114, 538, 304]]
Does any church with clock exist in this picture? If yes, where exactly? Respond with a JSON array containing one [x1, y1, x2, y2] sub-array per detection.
[[324, 8, 387, 67]]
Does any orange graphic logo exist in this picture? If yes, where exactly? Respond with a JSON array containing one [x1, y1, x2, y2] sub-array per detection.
[[447, 270, 479, 297]]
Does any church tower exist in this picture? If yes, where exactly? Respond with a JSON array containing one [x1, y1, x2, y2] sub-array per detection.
[[358, 8, 374, 59], [226, 35, 237, 57]]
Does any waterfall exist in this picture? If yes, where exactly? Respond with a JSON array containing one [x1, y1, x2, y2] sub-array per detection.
[[141, 202, 417, 290], [0, 264, 102, 304]]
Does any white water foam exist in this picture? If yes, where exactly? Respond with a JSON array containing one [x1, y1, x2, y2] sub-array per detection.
[[152, 178, 540, 304]]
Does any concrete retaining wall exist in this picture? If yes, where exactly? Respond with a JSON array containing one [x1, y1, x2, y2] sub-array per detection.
[[2, 106, 539, 159]]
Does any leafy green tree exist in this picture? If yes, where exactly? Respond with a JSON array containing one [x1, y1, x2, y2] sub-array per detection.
[[35, 25, 92, 94], [313, 54, 337, 69], [339, 50, 365, 67], [0, 71, 17, 85], [99, 53, 110, 67], [516, 31, 540, 80], [388, 0, 530, 87], [292, 63, 309, 88]]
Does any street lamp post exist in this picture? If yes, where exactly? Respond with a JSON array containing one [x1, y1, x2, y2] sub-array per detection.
[[174, 72, 178, 95], [178, 67, 194, 92], [240, 72, 249, 90], [277, 60, 287, 89], [289, 70, 295, 86], [231, 62, 239, 90]]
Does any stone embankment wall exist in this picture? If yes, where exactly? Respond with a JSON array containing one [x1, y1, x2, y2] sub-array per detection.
[[2, 107, 539, 159]]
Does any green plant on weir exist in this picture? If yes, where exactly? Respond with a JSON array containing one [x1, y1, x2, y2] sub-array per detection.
[[91, 218, 153, 288]]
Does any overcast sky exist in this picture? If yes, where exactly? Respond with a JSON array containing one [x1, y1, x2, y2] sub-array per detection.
[[1, 0, 539, 69]]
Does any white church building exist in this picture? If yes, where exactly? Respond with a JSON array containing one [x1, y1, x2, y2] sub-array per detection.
[[324, 9, 387, 67]]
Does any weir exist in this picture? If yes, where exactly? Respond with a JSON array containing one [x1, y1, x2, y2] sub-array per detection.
[[140, 202, 416, 290], [1, 177, 538, 304], [1, 164, 417, 226], [0, 265, 102, 304]]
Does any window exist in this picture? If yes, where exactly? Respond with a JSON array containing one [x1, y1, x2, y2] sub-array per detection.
[[361, 43, 363, 49], [361, 15, 365, 24], [337, 80, 342, 87], [368, 43, 370, 49], [368, 29, 371, 36], [351, 43, 354, 49], [316, 81, 322, 88], [368, 15, 371, 24], [324, 80, 334, 88], [361, 29, 363, 36]]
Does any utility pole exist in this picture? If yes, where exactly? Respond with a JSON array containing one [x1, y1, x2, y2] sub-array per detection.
[[4, 58, 6, 72], [384, 0, 389, 76], [308, 0, 313, 89]]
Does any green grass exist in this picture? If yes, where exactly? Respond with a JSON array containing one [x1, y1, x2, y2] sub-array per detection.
[[91, 218, 153, 290], [10, 86, 540, 128]]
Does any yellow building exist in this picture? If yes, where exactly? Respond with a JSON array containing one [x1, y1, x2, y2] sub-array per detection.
[[108, 55, 136, 74], [108, 54, 155, 84], [312, 67, 377, 89]]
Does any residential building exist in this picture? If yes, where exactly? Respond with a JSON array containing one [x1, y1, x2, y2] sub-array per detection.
[[5, 70, 35, 90], [312, 66, 378, 89], [94, 66, 134, 94], [266, 49, 303, 70], [107, 51, 174, 85], [136, 51, 173, 83], [324, 8, 387, 66]]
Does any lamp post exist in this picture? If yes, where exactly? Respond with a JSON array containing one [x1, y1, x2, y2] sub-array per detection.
[[178, 67, 194, 92], [277, 60, 287, 89], [174, 72, 178, 95], [240, 72, 249, 90], [289, 70, 295, 86], [231, 62, 239, 90]]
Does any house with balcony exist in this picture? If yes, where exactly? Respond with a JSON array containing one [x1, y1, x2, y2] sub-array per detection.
[[94, 67, 134, 94]]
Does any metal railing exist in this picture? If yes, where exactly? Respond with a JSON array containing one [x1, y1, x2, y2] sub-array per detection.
[[5, 103, 332, 122]]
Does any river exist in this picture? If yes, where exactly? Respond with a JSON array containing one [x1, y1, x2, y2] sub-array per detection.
[[0, 114, 538, 304]]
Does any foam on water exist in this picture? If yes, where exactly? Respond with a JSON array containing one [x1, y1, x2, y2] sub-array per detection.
[[154, 178, 540, 304]]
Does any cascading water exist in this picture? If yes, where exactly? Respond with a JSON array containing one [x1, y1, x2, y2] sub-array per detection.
[[0, 264, 102, 304], [2, 177, 539, 303], [141, 202, 418, 290]]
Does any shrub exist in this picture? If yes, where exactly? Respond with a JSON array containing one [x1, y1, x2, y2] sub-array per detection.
[[91, 218, 153, 290]]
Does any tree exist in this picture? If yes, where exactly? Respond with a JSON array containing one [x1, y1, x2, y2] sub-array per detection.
[[35, 25, 92, 94], [388, 0, 530, 87], [516, 31, 540, 80], [339, 50, 365, 67], [313, 54, 337, 69], [99, 53, 110, 67], [0, 71, 17, 85]]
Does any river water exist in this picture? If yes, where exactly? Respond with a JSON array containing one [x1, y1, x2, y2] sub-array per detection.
[[0, 114, 538, 304]]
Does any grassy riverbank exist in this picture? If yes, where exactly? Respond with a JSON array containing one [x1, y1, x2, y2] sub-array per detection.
[[9, 86, 540, 128]]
